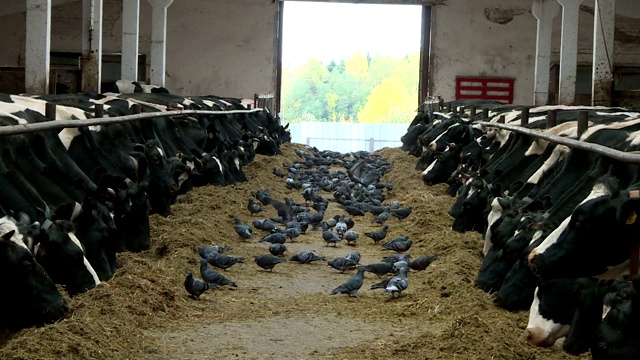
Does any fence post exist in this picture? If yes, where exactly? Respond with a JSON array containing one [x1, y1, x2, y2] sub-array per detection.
[[577, 110, 589, 138], [446, 103, 452, 113], [45, 103, 56, 120], [306, 137, 310, 146], [469, 106, 476, 121], [369, 138, 374, 152], [547, 109, 557, 128], [94, 103, 104, 118], [482, 107, 489, 120], [521, 107, 529, 126]]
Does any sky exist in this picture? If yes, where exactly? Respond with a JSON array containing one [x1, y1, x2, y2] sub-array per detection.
[[282, 2, 422, 67]]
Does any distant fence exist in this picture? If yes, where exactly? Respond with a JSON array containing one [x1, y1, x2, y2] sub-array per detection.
[[289, 122, 410, 153]]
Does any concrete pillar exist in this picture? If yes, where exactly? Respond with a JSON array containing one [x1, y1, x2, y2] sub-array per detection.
[[557, 0, 584, 105], [82, 0, 103, 93], [532, 0, 560, 106], [25, 0, 51, 94], [592, 0, 615, 106], [147, 0, 173, 87], [121, 0, 140, 81]]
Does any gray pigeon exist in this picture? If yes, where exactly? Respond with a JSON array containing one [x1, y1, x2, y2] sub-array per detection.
[[198, 245, 232, 259], [364, 225, 388, 244], [344, 230, 359, 245], [255, 254, 287, 271], [234, 217, 253, 240], [344, 251, 361, 264], [370, 278, 391, 290], [382, 239, 413, 253], [372, 211, 392, 225], [259, 232, 287, 244], [335, 216, 348, 238], [390, 206, 413, 221], [392, 261, 410, 274], [289, 250, 325, 264], [247, 198, 264, 215], [268, 243, 287, 257], [252, 219, 277, 232], [364, 262, 393, 278], [384, 268, 409, 297], [205, 252, 245, 270], [409, 255, 438, 271], [285, 227, 302, 242], [382, 253, 411, 264], [322, 229, 342, 247], [331, 266, 366, 297], [184, 271, 215, 299], [327, 257, 358, 273], [199, 259, 237, 287]]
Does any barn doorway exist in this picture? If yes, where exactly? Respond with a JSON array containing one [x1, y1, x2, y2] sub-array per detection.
[[277, 1, 428, 128]]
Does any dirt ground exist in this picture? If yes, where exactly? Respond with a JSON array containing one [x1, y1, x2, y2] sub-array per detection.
[[0, 143, 589, 360]]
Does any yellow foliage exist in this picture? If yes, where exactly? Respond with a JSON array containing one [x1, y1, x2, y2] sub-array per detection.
[[345, 51, 369, 78], [357, 77, 416, 124]]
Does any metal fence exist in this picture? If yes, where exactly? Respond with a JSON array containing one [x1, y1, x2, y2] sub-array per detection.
[[289, 122, 410, 153]]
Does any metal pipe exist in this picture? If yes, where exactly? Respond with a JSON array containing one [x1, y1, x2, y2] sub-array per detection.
[[476, 120, 640, 163], [0, 108, 265, 136]]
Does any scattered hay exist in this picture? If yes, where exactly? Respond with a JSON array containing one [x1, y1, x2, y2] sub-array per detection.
[[0, 143, 588, 359]]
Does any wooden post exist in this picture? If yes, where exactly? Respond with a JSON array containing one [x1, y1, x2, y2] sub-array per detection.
[[446, 103, 452, 113], [45, 103, 56, 120], [521, 107, 530, 126], [482, 107, 489, 120], [94, 103, 104, 118], [577, 110, 588, 138], [469, 106, 476, 121], [547, 109, 557, 128]]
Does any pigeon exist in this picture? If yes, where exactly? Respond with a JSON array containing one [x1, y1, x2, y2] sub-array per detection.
[[372, 211, 392, 225], [252, 219, 277, 232], [255, 254, 287, 271], [392, 260, 410, 274], [322, 229, 342, 247], [234, 217, 253, 240], [289, 250, 325, 264], [184, 271, 215, 299], [384, 268, 409, 297], [268, 243, 287, 257], [382, 238, 413, 253], [370, 278, 391, 290], [285, 227, 302, 242], [344, 251, 361, 264], [409, 255, 438, 271], [382, 253, 411, 264], [335, 215, 348, 238], [247, 198, 264, 215], [364, 225, 389, 244], [344, 230, 358, 245], [204, 252, 245, 270], [390, 206, 413, 221], [344, 217, 355, 230], [327, 257, 358, 273], [251, 188, 272, 205], [343, 205, 365, 216], [198, 245, 232, 259], [258, 232, 287, 244], [272, 167, 287, 178], [199, 259, 237, 287], [330, 266, 366, 297], [382, 235, 409, 247], [364, 262, 393, 278], [323, 215, 339, 230]]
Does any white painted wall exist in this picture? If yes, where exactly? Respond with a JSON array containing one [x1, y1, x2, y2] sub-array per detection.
[[0, 0, 637, 104]]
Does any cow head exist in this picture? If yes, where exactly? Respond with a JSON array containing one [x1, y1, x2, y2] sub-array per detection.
[[528, 176, 640, 280], [0, 226, 68, 329]]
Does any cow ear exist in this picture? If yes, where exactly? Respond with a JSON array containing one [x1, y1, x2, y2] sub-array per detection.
[[1, 230, 15, 241], [621, 189, 640, 225]]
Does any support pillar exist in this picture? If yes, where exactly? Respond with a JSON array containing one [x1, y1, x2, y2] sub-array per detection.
[[121, 0, 140, 81], [557, 0, 583, 105], [82, 0, 103, 93], [591, 0, 615, 106], [25, 0, 51, 94], [532, 0, 560, 106], [147, 0, 173, 87]]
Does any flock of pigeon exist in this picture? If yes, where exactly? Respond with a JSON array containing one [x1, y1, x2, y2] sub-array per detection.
[[184, 147, 438, 300]]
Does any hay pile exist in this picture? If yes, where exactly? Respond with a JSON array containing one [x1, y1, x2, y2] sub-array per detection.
[[0, 143, 588, 359]]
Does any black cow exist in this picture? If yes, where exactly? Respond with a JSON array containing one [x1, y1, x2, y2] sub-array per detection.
[[0, 216, 69, 329]]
